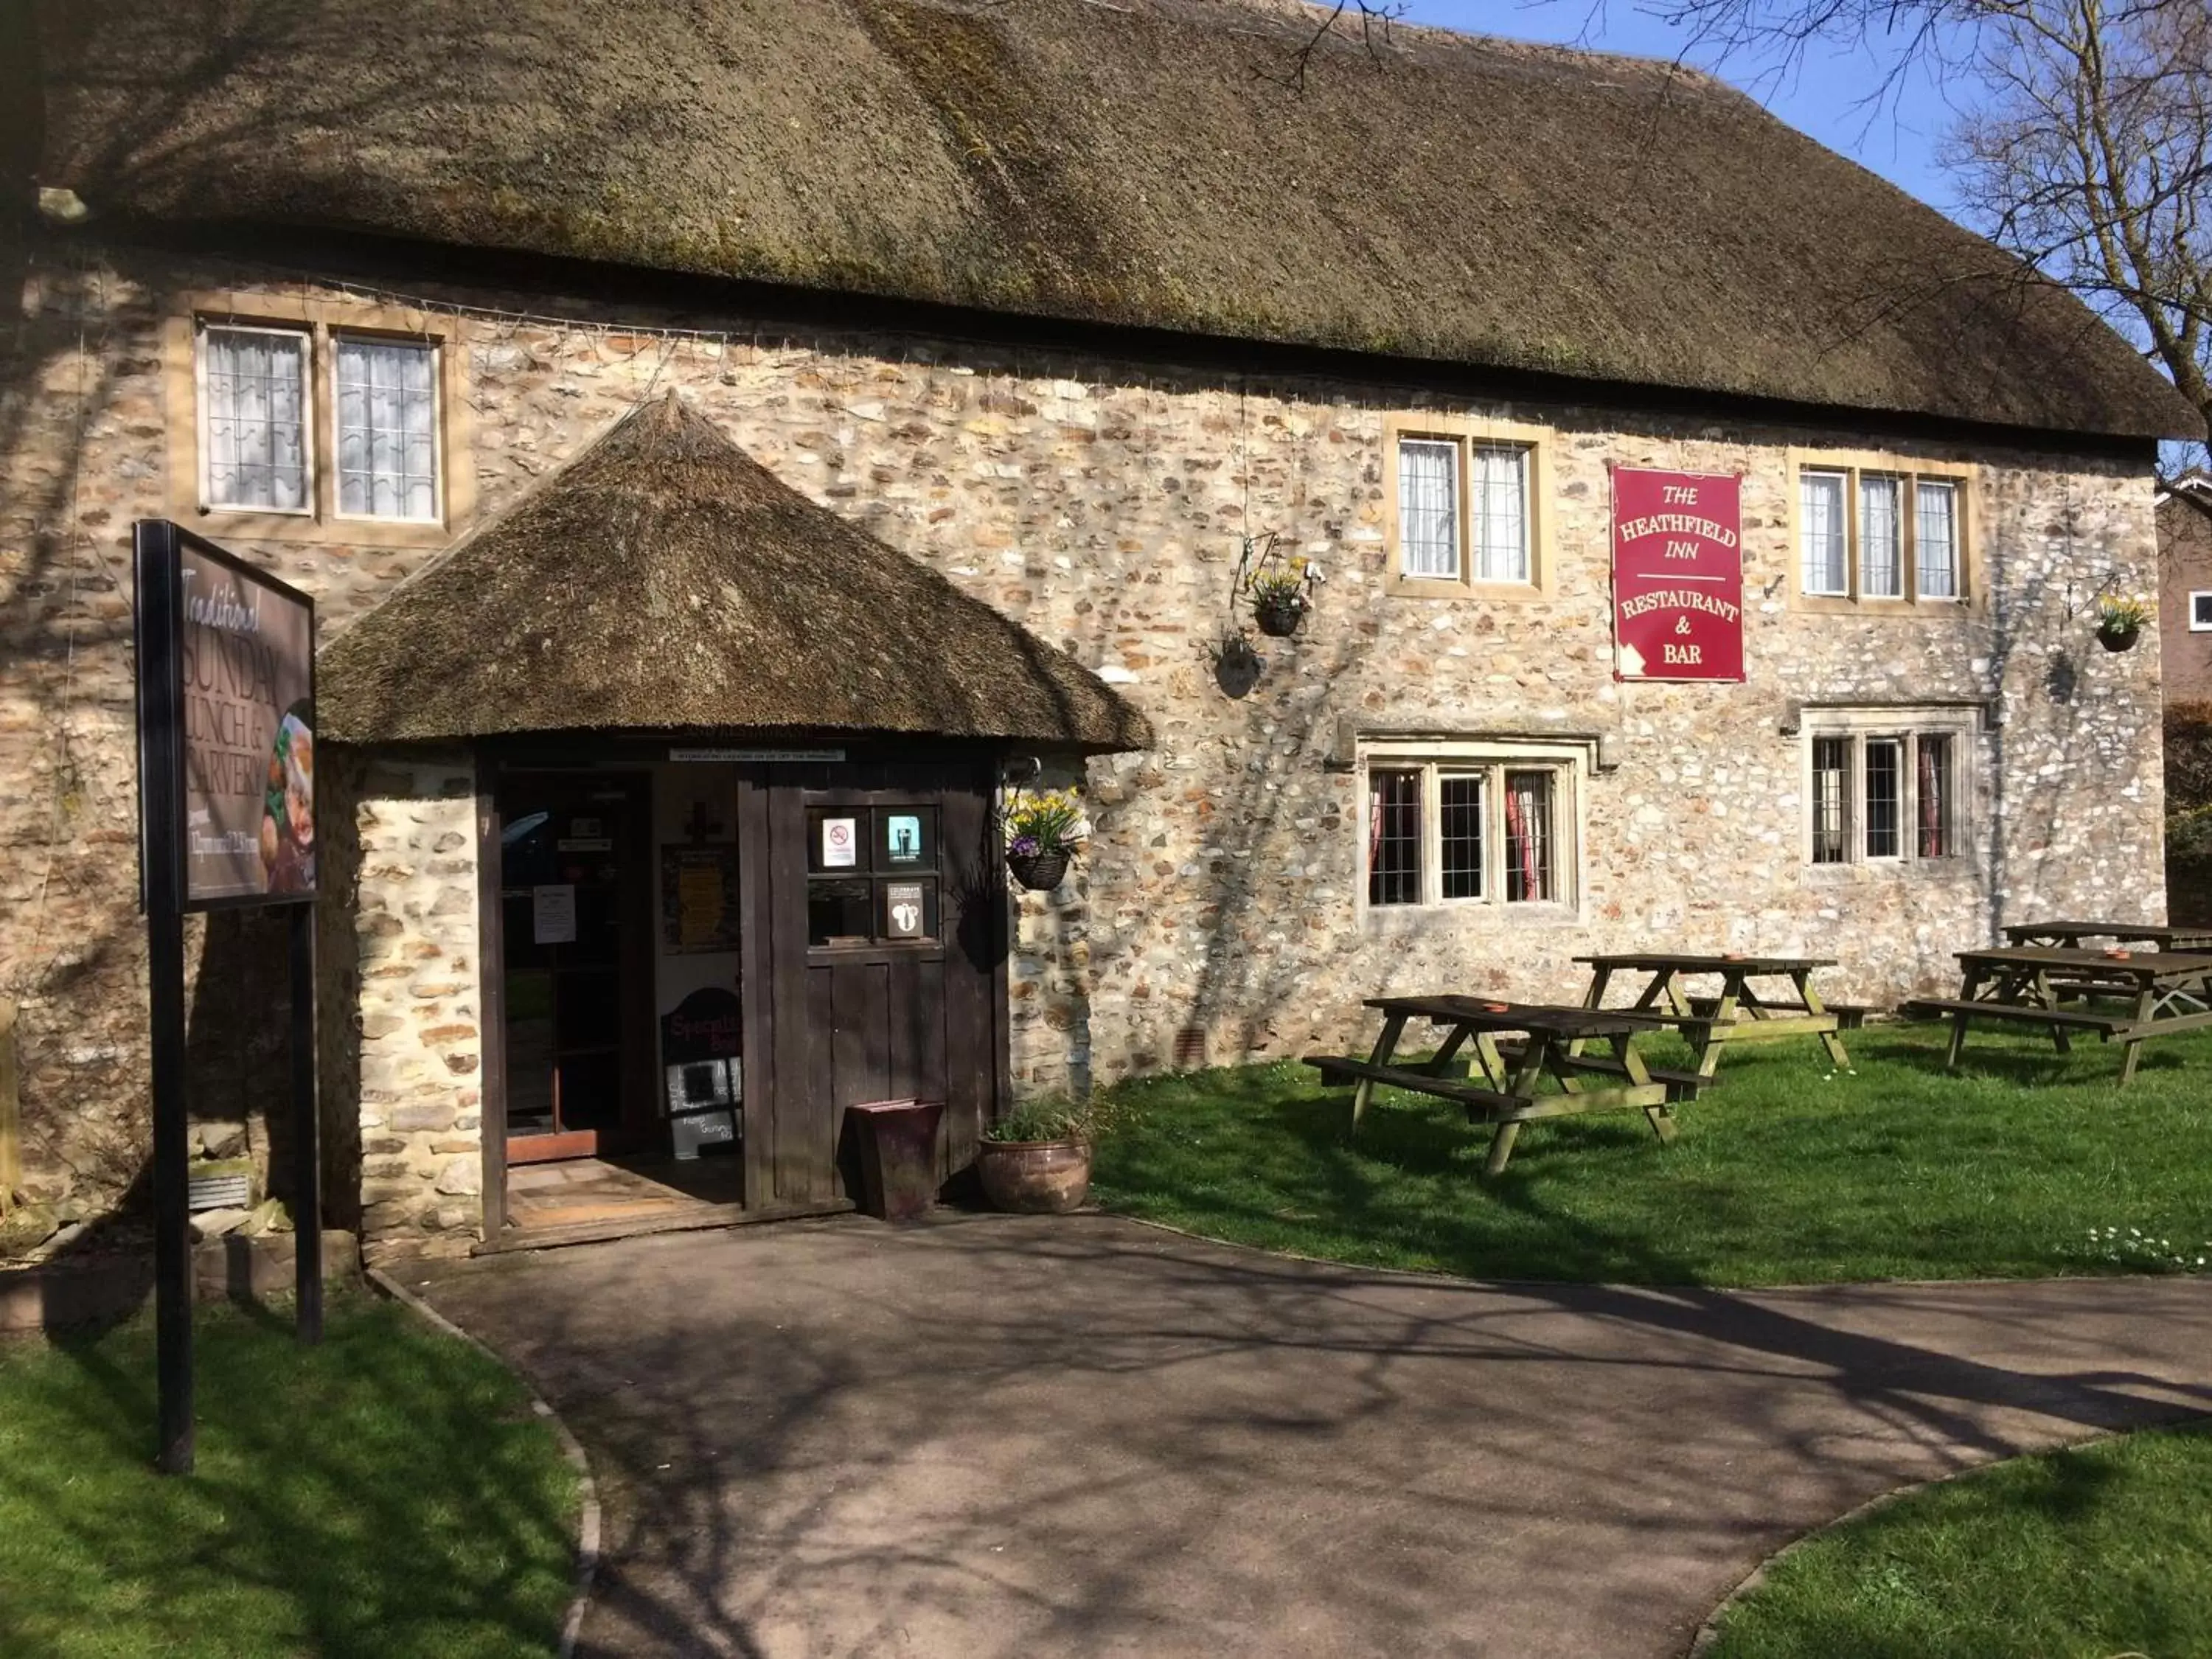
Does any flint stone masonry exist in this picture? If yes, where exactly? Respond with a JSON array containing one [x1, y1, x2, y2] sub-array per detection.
[[345, 755, 481, 1261], [0, 243, 2166, 1248]]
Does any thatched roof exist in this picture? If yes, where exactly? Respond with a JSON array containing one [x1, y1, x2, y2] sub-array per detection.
[[32, 0, 2200, 442], [316, 395, 1152, 751]]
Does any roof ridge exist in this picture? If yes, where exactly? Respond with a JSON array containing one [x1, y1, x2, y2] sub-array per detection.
[[1098, 0, 1745, 97]]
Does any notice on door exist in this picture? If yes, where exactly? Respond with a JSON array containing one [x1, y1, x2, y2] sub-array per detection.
[[662, 844, 740, 953], [532, 883, 577, 945], [884, 882, 925, 939], [1610, 465, 1745, 683], [821, 816, 858, 869]]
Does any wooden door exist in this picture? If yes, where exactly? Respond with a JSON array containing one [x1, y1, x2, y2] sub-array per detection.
[[748, 758, 1004, 1206], [495, 771, 656, 1163]]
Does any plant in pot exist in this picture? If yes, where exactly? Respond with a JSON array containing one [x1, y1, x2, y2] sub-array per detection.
[[977, 1096, 1094, 1214], [1231, 533, 1322, 640], [2096, 592, 2151, 652], [1004, 787, 1085, 892], [1248, 566, 1312, 638]]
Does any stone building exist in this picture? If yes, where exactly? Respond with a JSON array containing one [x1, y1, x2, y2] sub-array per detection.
[[1, 0, 2199, 1262]]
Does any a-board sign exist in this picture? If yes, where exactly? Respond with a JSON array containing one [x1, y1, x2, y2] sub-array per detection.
[[1610, 466, 1745, 684], [132, 520, 325, 1475], [149, 534, 318, 906]]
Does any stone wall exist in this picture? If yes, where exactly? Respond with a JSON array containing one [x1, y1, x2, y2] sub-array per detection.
[[0, 236, 2168, 1246], [345, 754, 482, 1262]]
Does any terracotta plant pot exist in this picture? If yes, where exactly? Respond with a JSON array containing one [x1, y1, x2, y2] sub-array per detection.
[[2097, 625, 2140, 653], [976, 1137, 1092, 1213], [1006, 848, 1071, 891], [1253, 598, 1306, 638]]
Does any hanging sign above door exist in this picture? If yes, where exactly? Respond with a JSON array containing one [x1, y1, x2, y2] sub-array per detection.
[[1610, 466, 1745, 684]]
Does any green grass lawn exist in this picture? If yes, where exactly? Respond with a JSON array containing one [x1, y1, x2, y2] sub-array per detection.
[[1090, 1020, 2212, 1286], [1703, 1419, 2212, 1658], [0, 1293, 577, 1659]]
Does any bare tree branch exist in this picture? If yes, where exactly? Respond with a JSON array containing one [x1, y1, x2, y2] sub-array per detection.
[[1593, 0, 2209, 471], [1251, 0, 1410, 93]]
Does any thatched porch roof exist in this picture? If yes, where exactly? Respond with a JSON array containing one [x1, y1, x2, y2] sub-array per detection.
[[316, 396, 1152, 752]]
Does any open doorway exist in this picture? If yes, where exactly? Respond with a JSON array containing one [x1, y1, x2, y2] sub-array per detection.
[[495, 771, 657, 1164], [492, 765, 750, 1239]]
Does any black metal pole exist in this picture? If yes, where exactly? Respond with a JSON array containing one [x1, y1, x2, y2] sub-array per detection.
[[291, 902, 321, 1343], [134, 519, 193, 1475]]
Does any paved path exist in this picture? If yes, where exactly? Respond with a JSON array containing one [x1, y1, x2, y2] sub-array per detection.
[[411, 1214, 2212, 1658]]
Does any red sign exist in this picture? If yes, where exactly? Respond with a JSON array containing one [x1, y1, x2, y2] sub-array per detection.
[[1610, 467, 1745, 682]]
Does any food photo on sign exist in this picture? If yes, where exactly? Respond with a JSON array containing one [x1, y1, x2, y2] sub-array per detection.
[[1610, 466, 1746, 684]]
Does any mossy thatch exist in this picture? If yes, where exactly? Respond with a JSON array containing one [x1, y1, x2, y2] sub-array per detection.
[[315, 395, 1152, 751], [33, 0, 2198, 442]]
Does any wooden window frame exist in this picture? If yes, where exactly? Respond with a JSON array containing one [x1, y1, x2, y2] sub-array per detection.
[[1799, 709, 1976, 867], [165, 290, 473, 549], [1785, 448, 1975, 615], [2189, 591, 2212, 633], [195, 321, 316, 518], [1359, 740, 1585, 918], [1384, 414, 1556, 599], [328, 330, 445, 528]]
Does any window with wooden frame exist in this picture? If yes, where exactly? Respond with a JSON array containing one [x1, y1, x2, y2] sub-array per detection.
[[1792, 453, 1970, 608], [1385, 415, 1553, 596], [1803, 713, 1971, 866], [1361, 742, 1582, 911], [166, 293, 471, 546], [198, 325, 313, 515]]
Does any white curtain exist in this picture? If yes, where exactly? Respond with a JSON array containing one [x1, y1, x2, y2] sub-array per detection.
[[337, 338, 438, 520], [204, 327, 307, 511], [1471, 445, 1529, 582], [1397, 439, 1459, 580], [1800, 472, 1847, 595], [1916, 481, 1958, 598]]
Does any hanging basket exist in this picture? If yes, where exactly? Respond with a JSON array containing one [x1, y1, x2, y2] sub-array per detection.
[[2097, 624, 2140, 653], [1253, 598, 1306, 639], [1006, 848, 1071, 891]]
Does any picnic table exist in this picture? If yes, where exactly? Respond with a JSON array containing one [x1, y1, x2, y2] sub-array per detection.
[[2002, 919, 2212, 953], [1573, 953, 1852, 1081], [1907, 947, 2212, 1084], [1305, 995, 1688, 1175]]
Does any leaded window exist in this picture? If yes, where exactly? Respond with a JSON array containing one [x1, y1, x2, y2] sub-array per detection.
[[200, 325, 310, 512], [335, 336, 439, 521], [1797, 461, 1968, 604], [1804, 720, 1968, 866], [1363, 750, 1578, 911]]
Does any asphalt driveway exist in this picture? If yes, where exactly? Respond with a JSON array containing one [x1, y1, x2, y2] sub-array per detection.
[[409, 1213, 2212, 1658]]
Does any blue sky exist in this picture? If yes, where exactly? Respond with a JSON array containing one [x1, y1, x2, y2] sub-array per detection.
[[1398, 1, 1966, 213]]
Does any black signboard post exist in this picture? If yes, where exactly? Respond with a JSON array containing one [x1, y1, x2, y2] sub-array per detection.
[[133, 520, 321, 1475]]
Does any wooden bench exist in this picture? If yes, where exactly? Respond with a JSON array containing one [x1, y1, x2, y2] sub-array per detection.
[[1307, 995, 1682, 1174], [1306, 1056, 1524, 1115], [1305, 1054, 1672, 1137], [1902, 997, 2135, 1037], [1492, 1038, 1710, 1102], [1928, 946, 2212, 1084], [1686, 995, 1871, 1029]]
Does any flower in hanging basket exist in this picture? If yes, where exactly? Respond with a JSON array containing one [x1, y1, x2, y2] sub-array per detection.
[[1004, 787, 1086, 890], [1248, 569, 1310, 637], [2096, 591, 2151, 651]]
